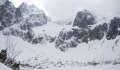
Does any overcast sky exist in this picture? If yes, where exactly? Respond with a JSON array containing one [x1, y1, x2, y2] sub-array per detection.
[[10, 0, 120, 20]]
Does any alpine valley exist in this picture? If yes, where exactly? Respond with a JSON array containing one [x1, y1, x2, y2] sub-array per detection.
[[0, 0, 120, 70]]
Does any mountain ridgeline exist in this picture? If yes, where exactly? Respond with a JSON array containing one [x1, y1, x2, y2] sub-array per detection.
[[55, 10, 120, 51], [0, 0, 49, 44], [0, 0, 120, 52]]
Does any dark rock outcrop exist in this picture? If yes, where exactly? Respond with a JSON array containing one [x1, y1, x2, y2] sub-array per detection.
[[55, 27, 89, 52], [89, 23, 108, 40], [106, 17, 120, 40], [55, 10, 109, 52], [32, 37, 43, 44], [0, 50, 7, 63], [73, 10, 96, 28], [1, 1, 48, 44], [16, 3, 47, 30], [0, 0, 16, 27]]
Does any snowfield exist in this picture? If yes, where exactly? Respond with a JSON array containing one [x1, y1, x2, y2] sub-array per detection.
[[0, 62, 120, 70], [0, 32, 120, 70], [0, 63, 12, 70], [32, 21, 73, 38], [0, 1, 120, 69], [20, 64, 120, 70]]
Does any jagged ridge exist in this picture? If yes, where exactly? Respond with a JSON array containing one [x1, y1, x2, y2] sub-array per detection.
[[0, 0, 120, 52]]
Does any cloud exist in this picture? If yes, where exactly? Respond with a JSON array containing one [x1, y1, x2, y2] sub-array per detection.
[[10, 0, 48, 15], [10, 0, 120, 20], [43, 0, 120, 20]]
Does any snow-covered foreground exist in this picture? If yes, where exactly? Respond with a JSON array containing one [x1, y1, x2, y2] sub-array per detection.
[[20, 64, 120, 70], [0, 22, 120, 69], [0, 33, 120, 69], [0, 63, 12, 70]]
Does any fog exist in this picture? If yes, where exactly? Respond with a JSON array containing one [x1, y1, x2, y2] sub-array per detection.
[[10, 0, 120, 20]]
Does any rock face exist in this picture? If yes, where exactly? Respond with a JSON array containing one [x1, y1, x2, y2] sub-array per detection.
[[56, 15, 120, 52], [0, 0, 16, 28], [55, 27, 89, 52], [14, 2, 48, 43], [73, 10, 96, 28], [1, 1, 48, 44], [16, 2, 47, 30], [55, 10, 109, 52], [89, 23, 108, 40], [106, 17, 120, 40]]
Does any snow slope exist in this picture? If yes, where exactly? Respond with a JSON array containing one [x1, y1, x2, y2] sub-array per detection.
[[0, 63, 12, 70], [32, 21, 73, 38], [1, 19, 120, 69], [0, 1, 120, 70], [1, 33, 120, 69], [20, 64, 120, 70]]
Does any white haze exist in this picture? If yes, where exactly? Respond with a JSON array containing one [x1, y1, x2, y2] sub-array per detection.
[[10, 0, 120, 20]]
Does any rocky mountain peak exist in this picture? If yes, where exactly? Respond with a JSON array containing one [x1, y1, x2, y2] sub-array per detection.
[[18, 2, 45, 16], [14, 2, 48, 31], [73, 10, 96, 28], [19, 2, 28, 10], [0, 0, 16, 28]]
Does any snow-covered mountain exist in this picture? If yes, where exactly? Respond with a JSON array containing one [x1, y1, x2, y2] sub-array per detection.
[[0, 0, 120, 70], [0, 0, 16, 28], [55, 10, 109, 51], [16, 2, 47, 28], [0, 0, 48, 44]]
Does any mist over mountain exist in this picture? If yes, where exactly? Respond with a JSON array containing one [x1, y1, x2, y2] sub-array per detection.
[[0, 0, 120, 70], [0, 0, 120, 51]]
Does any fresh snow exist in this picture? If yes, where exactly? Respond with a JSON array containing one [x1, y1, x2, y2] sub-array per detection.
[[118, 28, 120, 31], [32, 21, 73, 37], [20, 64, 120, 70], [1, 27, 120, 69], [0, 1, 120, 70], [0, 63, 13, 70]]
